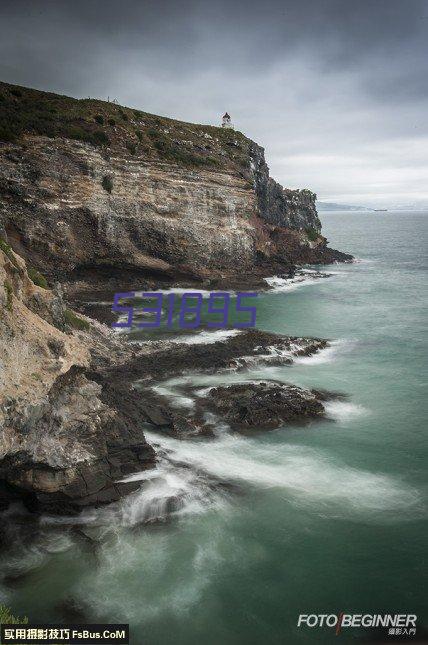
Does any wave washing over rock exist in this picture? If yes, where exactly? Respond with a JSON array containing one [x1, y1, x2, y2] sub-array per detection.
[[0, 239, 338, 514]]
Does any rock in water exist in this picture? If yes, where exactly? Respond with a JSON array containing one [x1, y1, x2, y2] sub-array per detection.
[[205, 381, 326, 431]]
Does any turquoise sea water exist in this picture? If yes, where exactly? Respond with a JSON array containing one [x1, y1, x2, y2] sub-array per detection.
[[1, 211, 427, 643]]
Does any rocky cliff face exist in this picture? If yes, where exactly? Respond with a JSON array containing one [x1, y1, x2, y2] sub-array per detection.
[[0, 243, 155, 513], [249, 141, 321, 230], [0, 82, 348, 289], [0, 135, 257, 279]]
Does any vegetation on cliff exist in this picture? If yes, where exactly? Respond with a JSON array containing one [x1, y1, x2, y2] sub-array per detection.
[[0, 236, 20, 270], [0, 604, 28, 626], [27, 266, 48, 288], [0, 81, 349, 285], [64, 308, 90, 331], [0, 81, 251, 172]]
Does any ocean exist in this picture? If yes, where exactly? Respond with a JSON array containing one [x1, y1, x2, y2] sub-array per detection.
[[1, 211, 427, 643]]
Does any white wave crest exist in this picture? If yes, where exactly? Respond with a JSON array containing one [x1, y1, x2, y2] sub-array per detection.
[[169, 329, 241, 345], [264, 272, 330, 292], [294, 339, 352, 365], [324, 400, 368, 422], [142, 431, 421, 519]]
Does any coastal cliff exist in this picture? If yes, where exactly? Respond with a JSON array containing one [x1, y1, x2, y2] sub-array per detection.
[[0, 82, 351, 513], [0, 82, 349, 290], [0, 243, 155, 512]]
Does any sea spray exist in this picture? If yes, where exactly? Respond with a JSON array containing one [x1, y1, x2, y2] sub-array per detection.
[[141, 430, 424, 522]]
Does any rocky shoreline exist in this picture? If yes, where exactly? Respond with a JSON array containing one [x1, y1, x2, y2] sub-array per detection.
[[0, 81, 354, 517], [0, 241, 343, 515]]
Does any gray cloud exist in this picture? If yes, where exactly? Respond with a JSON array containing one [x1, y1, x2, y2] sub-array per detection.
[[1, 0, 427, 206]]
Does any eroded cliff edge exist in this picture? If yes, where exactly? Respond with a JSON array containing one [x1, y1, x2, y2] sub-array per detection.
[[0, 244, 156, 512], [0, 81, 351, 292]]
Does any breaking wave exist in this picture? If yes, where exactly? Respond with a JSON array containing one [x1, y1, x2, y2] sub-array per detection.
[[135, 431, 423, 521], [293, 339, 352, 365], [169, 329, 241, 345], [264, 270, 330, 292], [324, 400, 369, 422]]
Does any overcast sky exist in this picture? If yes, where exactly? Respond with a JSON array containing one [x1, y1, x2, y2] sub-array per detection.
[[1, 0, 427, 207]]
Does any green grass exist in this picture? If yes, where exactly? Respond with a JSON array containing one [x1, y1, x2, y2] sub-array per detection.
[[27, 266, 48, 288], [64, 308, 90, 331], [4, 280, 13, 312], [0, 237, 20, 269], [0, 605, 28, 645], [0, 604, 28, 625], [0, 85, 111, 147], [92, 130, 110, 146], [0, 81, 252, 170], [149, 130, 219, 167], [305, 227, 319, 242]]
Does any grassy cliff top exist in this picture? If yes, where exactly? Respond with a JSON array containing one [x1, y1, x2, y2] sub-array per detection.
[[0, 81, 253, 172]]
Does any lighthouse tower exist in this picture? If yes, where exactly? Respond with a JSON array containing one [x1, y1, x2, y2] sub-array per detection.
[[221, 112, 234, 129]]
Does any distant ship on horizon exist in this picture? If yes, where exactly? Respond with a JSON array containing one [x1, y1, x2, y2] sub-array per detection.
[[374, 209, 388, 211]]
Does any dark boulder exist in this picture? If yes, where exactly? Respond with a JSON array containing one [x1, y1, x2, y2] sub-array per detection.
[[205, 381, 326, 431]]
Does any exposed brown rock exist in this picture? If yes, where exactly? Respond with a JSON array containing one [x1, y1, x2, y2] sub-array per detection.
[[0, 82, 351, 293], [0, 246, 155, 513]]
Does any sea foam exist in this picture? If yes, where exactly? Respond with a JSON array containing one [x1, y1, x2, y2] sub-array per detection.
[[140, 431, 423, 521]]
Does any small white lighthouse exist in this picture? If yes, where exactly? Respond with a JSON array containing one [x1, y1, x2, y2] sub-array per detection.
[[221, 112, 234, 129]]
